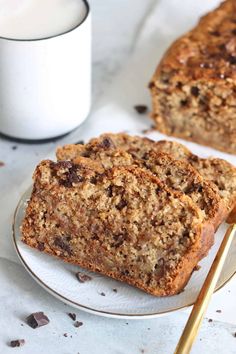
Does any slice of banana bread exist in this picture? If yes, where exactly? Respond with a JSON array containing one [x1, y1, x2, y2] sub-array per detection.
[[21, 159, 213, 296], [57, 138, 224, 229], [57, 133, 236, 222], [149, 0, 236, 154]]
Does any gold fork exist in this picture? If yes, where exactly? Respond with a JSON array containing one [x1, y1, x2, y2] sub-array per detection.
[[174, 223, 236, 354]]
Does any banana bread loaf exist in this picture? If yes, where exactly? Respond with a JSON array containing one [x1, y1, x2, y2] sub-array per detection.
[[149, 0, 236, 154], [21, 159, 211, 296], [57, 133, 236, 222]]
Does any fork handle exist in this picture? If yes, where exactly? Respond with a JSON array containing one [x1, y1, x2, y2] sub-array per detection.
[[174, 224, 236, 354]]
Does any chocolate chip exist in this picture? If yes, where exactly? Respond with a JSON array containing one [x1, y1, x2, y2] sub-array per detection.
[[99, 137, 115, 149], [37, 242, 45, 251], [74, 321, 83, 328], [191, 86, 199, 97], [68, 313, 76, 321], [90, 176, 97, 185], [228, 55, 236, 64], [26, 312, 50, 329], [76, 272, 92, 283], [12, 145, 18, 150], [148, 81, 155, 89], [75, 140, 84, 145], [176, 82, 183, 89], [100, 292, 106, 296], [116, 199, 127, 210], [199, 62, 213, 69], [218, 44, 226, 51], [209, 30, 220, 37], [54, 237, 71, 255], [106, 185, 113, 197], [180, 99, 188, 107], [112, 233, 127, 248], [134, 105, 148, 114], [10, 339, 25, 348]]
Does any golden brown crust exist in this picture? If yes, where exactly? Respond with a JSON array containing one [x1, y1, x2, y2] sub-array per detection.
[[150, 0, 236, 154]]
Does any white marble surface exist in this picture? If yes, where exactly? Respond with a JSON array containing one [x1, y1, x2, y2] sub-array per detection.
[[0, 0, 236, 353]]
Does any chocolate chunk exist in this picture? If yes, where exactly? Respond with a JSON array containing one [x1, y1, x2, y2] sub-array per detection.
[[180, 99, 188, 107], [228, 55, 236, 65], [26, 312, 50, 329], [76, 272, 92, 283], [100, 292, 106, 296], [68, 313, 76, 321], [75, 140, 84, 145], [37, 242, 45, 251], [74, 321, 83, 328], [199, 62, 213, 69], [99, 137, 115, 149], [54, 237, 72, 255], [134, 105, 148, 114], [90, 176, 97, 185], [216, 309, 222, 313], [10, 339, 25, 348], [106, 185, 113, 197], [148, 81, 155, 89], [176, 81, 183, 89], [112, 233, 127, 248], [191, 86, 200, 97], [116, 199, 127, 210], [209, 30, 220, 37]]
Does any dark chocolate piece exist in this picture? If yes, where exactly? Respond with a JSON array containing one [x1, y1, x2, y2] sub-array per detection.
[[74, 321, 83, 328], [76, 272, 92, 283], [68, 313, 76, 321], [134, 105, 148, 114], [75, 140, 84, 145], [10, 339, 25, 347], [26, 312, 50, 329]]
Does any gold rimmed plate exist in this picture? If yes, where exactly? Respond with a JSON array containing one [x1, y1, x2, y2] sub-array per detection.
[[12, 188, 236, 319]]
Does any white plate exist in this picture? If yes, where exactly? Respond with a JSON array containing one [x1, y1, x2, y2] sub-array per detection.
[[13, 188, 236, 319]]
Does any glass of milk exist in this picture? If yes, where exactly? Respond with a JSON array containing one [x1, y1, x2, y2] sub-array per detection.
[[0, 0, 91, 140]]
